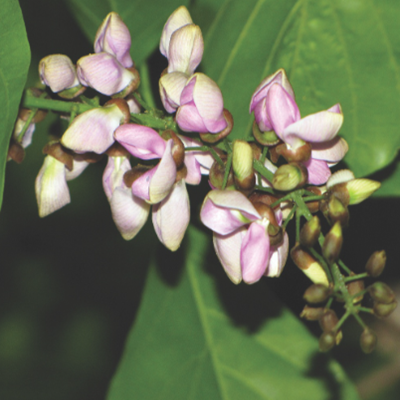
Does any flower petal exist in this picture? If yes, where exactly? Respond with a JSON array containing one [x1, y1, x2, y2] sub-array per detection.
[[266, 232, 289, 277], [311, 137, 348, 162], [241, 222, 270, 284], [159, 71, 189, 113], [102, 156, 131, 200], [303, 158, 332, 185], [152, 180, 190, 251]]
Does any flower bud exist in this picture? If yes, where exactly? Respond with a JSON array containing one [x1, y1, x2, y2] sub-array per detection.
[[303, 284, 332, 304], [199, 109, 233, 143], [209, 159, 234, 189], [300, 305, 325, 321], [7, 140, 25, 163], [360, 328, 377, 354], [320, 195, 349, 227], [368, 282, 396, 304], [365, 250, 386, 277], [319, 332, 336, 352], [232, 140, 255, 191], [346, 179, 381, 204], [346, 276, 365, 304], [305, 186, 322, 214], [252, 121, 280, 146], [319, 309, 339, 333], [272, 162, 308, 191], [322, 221, 343, 264], [275, 142, 312, 163], [373, 300, 397, 317], [290, 244, 329, 286], [300, 216, 321, 248]]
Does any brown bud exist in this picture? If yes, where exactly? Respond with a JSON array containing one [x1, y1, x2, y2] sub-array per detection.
[[252, 120, 280, 146], [320, 194, 349, 227], [18, 107, 48, 124], [209, 159, 234, 189], [346, 276, 365, 304], [7, 140, 25, 163], [305, 186, 322, 214], [303, 284, 332, 304], [373, 300, 397, 318], [42, 141, 74, 171], [300, 216, 321, 248], [365, 250, 386, 278], [300, 305, 325, 321], [248, 192, 279, 208], [368, 282, 396, 304], [275, 142, 312, 163], [319, 332, 336, 352], [248, 142, 263, 161], [104, 98, 131, 124], [252, 202, 282, 246], [123, 164, 152, 187], [106, 142, 131, 157], [319, 309, 339, 333], [161, 130, 185, 168], [360, 328, 377, 354], [322, 221, 343, 264], [199, 109, 233, 143]]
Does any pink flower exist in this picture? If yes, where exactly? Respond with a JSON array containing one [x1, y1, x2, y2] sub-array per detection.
[[200, 190, 288, 284], [176, 73, 227, 133], [94, 12, 133, 68]]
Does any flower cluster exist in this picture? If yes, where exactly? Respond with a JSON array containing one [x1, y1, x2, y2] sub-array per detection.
[[13, 6, 394, 353]]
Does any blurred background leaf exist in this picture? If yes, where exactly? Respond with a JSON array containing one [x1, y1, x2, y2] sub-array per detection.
[[107, 226, 360, 400], [0, 0, 30, 210]]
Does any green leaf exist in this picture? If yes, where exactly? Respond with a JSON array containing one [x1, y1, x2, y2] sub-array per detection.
[[198, 0, 400, 182], [64, 0, 190, 66], [0, 0, 30, 210], [107, 226, 359, 400]]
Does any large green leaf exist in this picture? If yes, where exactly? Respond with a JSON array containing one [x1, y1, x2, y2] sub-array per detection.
[[0, 0, 30, 210], [64, 0, 189, 66], [107, 226, 359, 400], [198, 0, 400, 181]]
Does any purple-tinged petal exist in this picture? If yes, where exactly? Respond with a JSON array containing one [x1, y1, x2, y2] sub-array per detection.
[[254, 98, 273, 132], [241, 221, 270, 284], [110, 187, 150, 240], [152, 180, 190, 251], [213, 229, 245, 284], [131, 168, 156, 201], [39, 54, 79, 93], [77, 53, 134, 96], [65, 159, 89, 181], [200, 190, 260, 235], [13, 119, 35, 148], [61, 104, 123, 154], [168, 24, 203, 75], [266, 83, 300, 136], [283, 106, 344, 146], [304, 158, 331, 185], [102, 156, 131, 200], [160, 6, 193, 58], [176, 103, 208, 132], [311, 137, 348, 163], [35, 156, 70, 218], [328, 103, 342, 114], [159, 71, 189, 113], [126, 95, 141, 113], [114, 124, 166, 159], [266, 232, 289, 277], [250, 69, 294, 113], [94, 12, 133, 68]]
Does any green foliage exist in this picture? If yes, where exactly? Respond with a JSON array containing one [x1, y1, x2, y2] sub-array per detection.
[[107, 226, 360, 400], [64, 0, 190, 65], [0, 0, 30, 210]]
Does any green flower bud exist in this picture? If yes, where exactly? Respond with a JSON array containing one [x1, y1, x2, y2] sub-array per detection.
[[232, 140, 255, 191], [373, 301, 397, 318], [303, 284, 332, 304], [300, 216, 321, 248], [319, 332, 336, 352], [322, 221, 343, 264], [360, 328, 377, 354], [365, 250, 386, 277], [252, 121, 280, 146], [368, 282, 396, 304], [272, 162, 308, 191], [346, 179, 381, 205], [320, 195, 349, 228]]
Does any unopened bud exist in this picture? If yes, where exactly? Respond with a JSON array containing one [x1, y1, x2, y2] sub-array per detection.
[[199, 109, 233, 143], [290, 245, 329, 286], [305, 186, 322, 214], [252, 121, 280, 146], [322, 221, 343, 264], [346, 276, 365, 304], [300, 216, 321, 248], [319, 332, 336, 352], [366, 250, 386, 277], [303, 284, 332, 304], [368, 282, 395, 304], [320, 194, 349, 227], [300, 306, 325, 321], [8, 140, 25, 163], [272, 162, 308, 191], [346, 179, 381, 204], [373, 300, 397, 317], [209, 159, 234, 189], [360, 328, 377, 354], [232, 140, 255, 191], [319, 309, 339, 333], [275, 142, 312, 163]]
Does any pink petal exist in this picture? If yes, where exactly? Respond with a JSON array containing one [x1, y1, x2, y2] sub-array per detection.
[[152, 180, 190, 251], [241, 222, 270, 284], [311, 137, 348, 162], [114, 124, 166, 159], [65, 159, 89, 181], [266, 83, 300, 136], [159, 71, 189, 113], [254, 98, 273, 132], [110, 187, 150, 240], [304, 158, 332, 185], [176, 102, 208, 132], [102, 156, 131, 200], [266, 232, 289, 277], [213, 229, 245, 284]]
